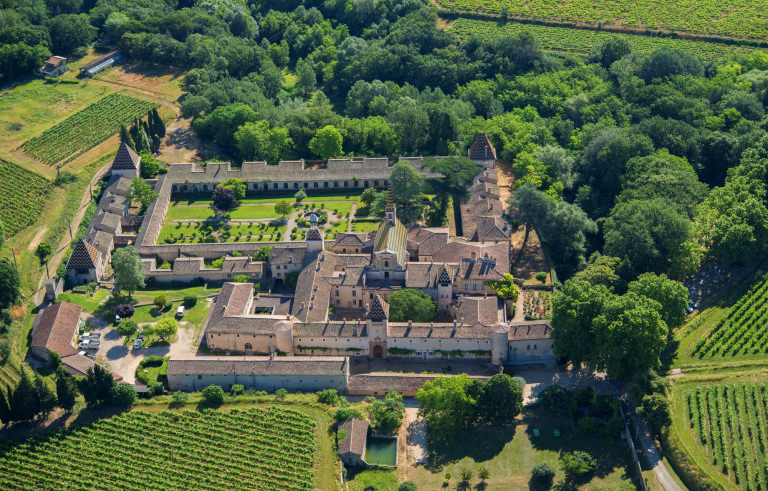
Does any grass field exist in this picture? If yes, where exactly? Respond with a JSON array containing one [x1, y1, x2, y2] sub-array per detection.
[[448, 18, 766, 61], [0, 407, 319, 490], [410, 408, 636, 490], [435, 0, 768, 40], [351, 219, 381, 233]]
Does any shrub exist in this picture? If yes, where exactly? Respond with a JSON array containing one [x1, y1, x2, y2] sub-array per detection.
[[531, 463, 556, 486], [333, 407, 363, 422], [117, 320, 138, 337], [154, 318, 178, 340], [460, 468, 473, 482], [183, 295, 197, 308], [275, 388, 288, 399], [535, 271, 548, 283], [398, 482, 417, 491], [153, 295, 167, 309], [172, 391, 189, 404], [575, 416, 600, 437], [0, 340, 10, 362], [110, 382, 138, 407], [230, 384, 244, 396], [211, 257, 224, 269], [539, 385, 571, 416], [201, 385, 225, 406], [561, 451, 597, 479], [234, 274, 248, 283], [36, 242, 52, 262], [511, 376, 526, 390], [115, 304, 134, 318], [48, 350, 61, 368], [316, 389, 340, 405]]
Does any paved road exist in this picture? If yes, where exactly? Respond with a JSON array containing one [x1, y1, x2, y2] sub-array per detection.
[[626, 399, 684, 491]]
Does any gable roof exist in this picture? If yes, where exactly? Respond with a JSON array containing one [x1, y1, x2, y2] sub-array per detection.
[[31, 302, 81, 357], [66, 238, 101, 270], [468, 132, 496, 160], [112, 142, 141, 170], [367, 294, 389, 321], [306, 227, 323, 241], [438, 264, 454, 284], [338, 418, 368, 456]]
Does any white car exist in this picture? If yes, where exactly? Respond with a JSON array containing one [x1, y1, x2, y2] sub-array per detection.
[[79, 333, 99, 341], [176, 306, 185, 318], [115, 314, 121, 325], [133, 338, 142, 349]]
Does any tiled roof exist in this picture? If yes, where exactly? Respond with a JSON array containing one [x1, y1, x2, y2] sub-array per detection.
[[334, 233, 367, 247], [455, 296, 500, 326], [508, 322, 552, 341], [407, 226, 449, 257], [112, 142, 141, 170], [338, 418, 368, 456], [204, 282, 292, 335], [431, 241, 509, 275], [270, 244, 307, 265], [438, 264, 454, 284], [387, 323, 492, 339], [473, 217, 510, 242], [291, 251, 333, 323], [61, 354, 123, 381], [31, 302, 81, 357], [83, 229, 114, 259], [367, 294, 389, 321], [468, 132, 496, 160], [166, 356, 349, 377], [294, 321, 367, 337], [458, 257, 504, 281], [91, 211, 121, 233], [66, 239, 100, 270], [373, 218, 407, 267], [306, 227, 323, 241]]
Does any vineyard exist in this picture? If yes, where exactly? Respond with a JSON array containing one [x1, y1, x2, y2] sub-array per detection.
[[0, 161, 53, 236], [685, 384, 768, 489], [435, 0, 768, 40], [22, 93, 159, 165], [692, 274, 768, 358], [448, 19, 764, 62], [0, 407, 317, 490]]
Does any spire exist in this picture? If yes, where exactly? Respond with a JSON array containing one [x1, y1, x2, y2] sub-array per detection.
[[386, 185, 394, 211], [385, 184, 396, 223]]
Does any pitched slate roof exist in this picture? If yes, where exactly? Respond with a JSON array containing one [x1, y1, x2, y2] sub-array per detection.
[[112, 142, 141, 170], [374, 218, 407, 267], [468, 132, 496, 160], [338, 418, 368, 456], [367, 294, 389, 321], [61, 354, 123, 381], [508, 322, 552, 341], [31, 301, 81, 357], [66, 238, 101, 270], [334, 233, 367, 248]]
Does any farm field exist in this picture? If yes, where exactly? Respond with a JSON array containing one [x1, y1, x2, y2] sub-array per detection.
[[434, 0, 768, 40], [0, 161, 54, 236], [22, 93, 158, 166], [448, 18, 766, 62], [0, 407, 318, 490]]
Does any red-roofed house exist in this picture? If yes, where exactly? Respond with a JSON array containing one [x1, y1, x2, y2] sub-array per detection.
[[30, 301, 82, 362]]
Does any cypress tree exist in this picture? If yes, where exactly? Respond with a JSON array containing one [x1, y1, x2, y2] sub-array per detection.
[[129, 121, 141, 145], [146, 113, 156, 137], [12, 370, 38, 422], [33, 373, 57, 418], [151, 134, 162, 153], [0, 386, 11, 426], [152, 108, 166, 138], [137, 126, 151, 154], [141, 118, 151, 140], [119, 125, 135, 150], [56, 367, 78, 413]]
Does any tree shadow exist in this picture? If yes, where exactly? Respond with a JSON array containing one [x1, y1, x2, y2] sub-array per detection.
[[425, 423, 517, 470], [106, 345, 129, 360], [659, 335, 679, 373]]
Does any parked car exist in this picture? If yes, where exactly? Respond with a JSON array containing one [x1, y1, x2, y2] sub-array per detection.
[[115, 314, 121, 325], [133, 338, 142, 349], [176, 306, 185, 318], [80, 333, 99, 341]]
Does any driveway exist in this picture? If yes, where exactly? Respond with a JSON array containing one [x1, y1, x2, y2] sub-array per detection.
[[90, 316, 199, 383]]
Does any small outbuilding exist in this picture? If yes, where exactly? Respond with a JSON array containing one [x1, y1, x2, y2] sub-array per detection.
[[37, 56, 68, 77], [338, 417, 369, 466], [111, 142, 141, 179], [30, 301, 82, 362]]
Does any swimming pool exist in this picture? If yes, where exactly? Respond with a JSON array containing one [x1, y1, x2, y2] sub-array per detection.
[[364, 436, 398, 467]]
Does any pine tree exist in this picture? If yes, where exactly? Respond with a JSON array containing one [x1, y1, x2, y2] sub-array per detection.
[[33, 373, 57, 418], [56, 367, 77, 413], [0, 386, 11, 426], [119, 125, 135, 150], [11, 370, 38, 422], [152, 108, 165, 138]]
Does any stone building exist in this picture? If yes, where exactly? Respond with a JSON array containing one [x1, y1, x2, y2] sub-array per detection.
[[110, 142, 141, 179], [166, 356, 350, 392], [338, 418, 369, 466], [30, 301, 82, 362]]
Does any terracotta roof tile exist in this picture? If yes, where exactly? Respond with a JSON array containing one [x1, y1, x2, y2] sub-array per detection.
[[367, 294, 389, 321], [31, 302, 81, 357], [66, 239, 100, 270], [112, 142, 141, 170], [338, 418, 368, 456], [468, 132, 496, 160]]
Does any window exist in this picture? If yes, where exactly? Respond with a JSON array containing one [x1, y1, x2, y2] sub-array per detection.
[[245, 343, 252, 350], [374, 180, 379, 186], [336, 300, 340, 305], [336, 290, 339, 296], [384, 261, 389, 268], [352, 290, 356, 297], [369, 293, 373, 299], [303, 183, 308, 188], [534, 344, 537, 350], [527, 345, 530, 350], [364, 181, 369, 187], [294, 183, 299, 189], [314, 182, 318, 188], [344, 181, 349, 188], [324, 182, 329, 188], [283, 183, 288, 189], [384, 272, 389, 278], [334, 181, 339, 188], [343, 248, 347, 253], [202, 185, 208, 191], [273, 183, 278, 189]]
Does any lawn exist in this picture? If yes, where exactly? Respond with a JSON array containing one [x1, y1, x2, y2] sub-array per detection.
[[325, 220, 349, 240], [410, 407, 636, 490], [229, 204, 284, 219], [165, 204, 216, 220], [351, 219, 381, 233], [171, 189, 363, 206], [347, 468, 398, 491], [158, 220, 285, 244], [306, 201, 354, 218]]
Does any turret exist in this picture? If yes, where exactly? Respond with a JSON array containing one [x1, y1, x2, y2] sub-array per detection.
[[491, 323, 509, 365]]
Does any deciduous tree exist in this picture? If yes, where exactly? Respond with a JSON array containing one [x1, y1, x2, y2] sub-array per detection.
[[112, 247, 145, 298]]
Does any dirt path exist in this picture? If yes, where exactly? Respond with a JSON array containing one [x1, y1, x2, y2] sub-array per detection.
[[27, 227, 48, 252], [32, 164, 111, 305], [347, 203, 357, 232]]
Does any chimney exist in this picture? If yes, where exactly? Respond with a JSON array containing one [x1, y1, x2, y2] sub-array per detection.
[[408, 320, 412, 328], [470, 252, 476, 261]]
